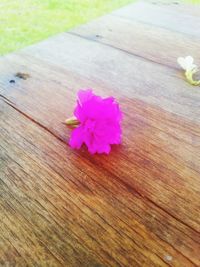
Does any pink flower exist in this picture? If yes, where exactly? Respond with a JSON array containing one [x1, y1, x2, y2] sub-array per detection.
[[69, 89, 122, 154]]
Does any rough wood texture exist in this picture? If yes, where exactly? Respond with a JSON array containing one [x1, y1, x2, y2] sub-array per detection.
[[70, 14, 200, 69], [0, 1, 200, 266], [113, 1, 200, 38]]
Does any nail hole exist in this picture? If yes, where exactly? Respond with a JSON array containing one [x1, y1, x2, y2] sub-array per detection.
[[95, 34, 102, 38], [15, 72, 30, 80], [9, 79, 15, 83]]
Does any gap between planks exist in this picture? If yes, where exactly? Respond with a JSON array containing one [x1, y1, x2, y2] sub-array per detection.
[[1, 99, 199, 266], [1, 96, 199, 237]]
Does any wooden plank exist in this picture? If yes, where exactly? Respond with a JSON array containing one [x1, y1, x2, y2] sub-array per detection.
[[0, 102, 111, 267], [112, 1, 200, 38], [70, 14, 200, 69], [1, 54, 200, 172], [1, 34, 200, 124], [143, 0, 200, 18], [1, 2, 200, 265], [0, 55, 200, 264], [1, 99, 199, 267]]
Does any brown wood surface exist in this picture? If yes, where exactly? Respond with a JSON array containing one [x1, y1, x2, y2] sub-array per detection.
[[0, 1, 200, 266]]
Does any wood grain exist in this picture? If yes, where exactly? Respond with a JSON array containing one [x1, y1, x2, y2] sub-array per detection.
[[1, 98, 199, 267], [70, 14, 200, 69], [3, 34, 200, 123], [113, 1, 200, 38], [0, 1, 200, 266]]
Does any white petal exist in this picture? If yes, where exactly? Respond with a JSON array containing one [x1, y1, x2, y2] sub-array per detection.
[[185, 56, 194, 66], [190, 63, 197, 71], [184, 56, 194, 70], [177, 57, 187, 70], [177, 56, 197, 71]]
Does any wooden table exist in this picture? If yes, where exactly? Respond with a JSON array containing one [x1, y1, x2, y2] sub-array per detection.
[[0, 1, 200, 266]]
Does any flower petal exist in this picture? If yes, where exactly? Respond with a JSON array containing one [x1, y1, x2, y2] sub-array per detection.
[[78, 89, 93, 106], [177, 57, 187, 70], [177, 56, 197, 71], [185, 56, 194, 66], [69, 127, 84, 149], [69, 89, 122, 154]]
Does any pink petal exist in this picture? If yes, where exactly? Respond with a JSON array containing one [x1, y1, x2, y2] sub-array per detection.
[[69, 127, 84, 149], [69, 89, 122, 154], [78, 89, 93, 105]]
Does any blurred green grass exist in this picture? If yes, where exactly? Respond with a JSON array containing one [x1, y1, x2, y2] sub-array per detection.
[[0, 0, 134, 55]]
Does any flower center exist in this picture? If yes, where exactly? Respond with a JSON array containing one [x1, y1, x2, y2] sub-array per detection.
[[84, 119, 96, 133]]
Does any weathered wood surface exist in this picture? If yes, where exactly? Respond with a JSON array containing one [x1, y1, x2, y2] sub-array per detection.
[[0, 1, 200, 266]]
